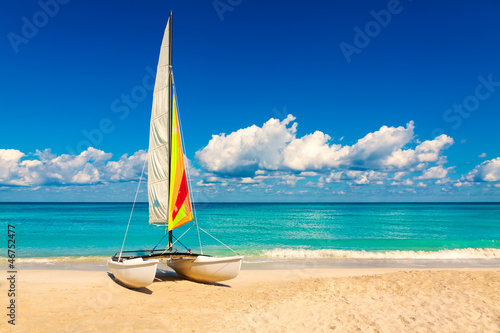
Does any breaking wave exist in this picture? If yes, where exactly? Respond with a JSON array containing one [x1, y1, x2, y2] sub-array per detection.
[[0, 256, 109, 264], [260, 248, 500, 260]]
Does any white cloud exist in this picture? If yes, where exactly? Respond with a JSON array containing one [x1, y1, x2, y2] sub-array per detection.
[[277, 174, 305, 186], [454, 181, 473, 187], [391, 178, 414, 186], [435, 177, 451, 185], [325, 170, 386, 185], [241, 177, 258, 184], [234, 171, 306, 187], [195, 115, 297, 176], [298, 171, 319, 177], [392, 172, 406, 180], [185, 158, 201, 178], [196, 180, 215, 187], [196, 116, 453, 177], [282, 131, 347, 171], [105, 150, 147, 182], [349, 121, 415, 170], [402, 178, 414, 186], [0, 148, 147, 186], [464, 157, 500, 182], [305, 176, 325, 188], [478, 153, 487, 158], [384, 134, 454, 171], [416, 165, 451, 180]]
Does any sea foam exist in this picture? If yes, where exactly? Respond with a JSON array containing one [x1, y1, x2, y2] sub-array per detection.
[[260, 248, 500, 260], [0, 256, 109, 264]]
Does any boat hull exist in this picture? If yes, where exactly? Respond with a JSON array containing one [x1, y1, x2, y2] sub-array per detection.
[[167, 255, 243, 283], [107, 258, 159, 288]]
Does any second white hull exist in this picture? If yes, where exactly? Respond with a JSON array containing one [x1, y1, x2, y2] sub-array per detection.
[[167, 255, 243, 283]]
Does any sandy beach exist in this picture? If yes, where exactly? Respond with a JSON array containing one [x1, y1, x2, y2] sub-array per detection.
[[2, 266, 499, 332]]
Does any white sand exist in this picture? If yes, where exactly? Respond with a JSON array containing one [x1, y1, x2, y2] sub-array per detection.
[[2, 267, 499, 332]]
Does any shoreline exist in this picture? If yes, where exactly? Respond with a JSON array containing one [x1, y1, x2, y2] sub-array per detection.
[[3, 257, 500, 272], [2, 266, 499, 332]]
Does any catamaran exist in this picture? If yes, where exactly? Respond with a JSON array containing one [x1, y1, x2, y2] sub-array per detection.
[[107, 11, 243, 289]]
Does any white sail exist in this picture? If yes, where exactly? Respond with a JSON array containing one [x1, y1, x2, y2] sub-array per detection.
[[148, 17, 171, 224]]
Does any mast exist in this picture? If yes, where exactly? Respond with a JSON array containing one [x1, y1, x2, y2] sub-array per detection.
[[168, 10, 173, 249]]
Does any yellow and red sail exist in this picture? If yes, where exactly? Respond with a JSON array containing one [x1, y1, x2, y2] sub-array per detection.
[[167, 91, 193, 231]]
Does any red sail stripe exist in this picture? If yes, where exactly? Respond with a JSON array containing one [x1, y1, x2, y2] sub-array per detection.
[[172, 172, 189, 222]]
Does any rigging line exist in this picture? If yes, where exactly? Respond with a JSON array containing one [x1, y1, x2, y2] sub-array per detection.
[[171, 234, 191, 252], [161, 224, 193, 254], [196, 219, 203, 255], [151, 232, 168, 252], [118, 153, 148, 262], [198, 227, 239, 255], [172, 73, 203, 255]]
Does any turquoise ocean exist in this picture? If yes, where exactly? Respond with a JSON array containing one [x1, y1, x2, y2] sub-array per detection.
[[1, 202, 500, 268]]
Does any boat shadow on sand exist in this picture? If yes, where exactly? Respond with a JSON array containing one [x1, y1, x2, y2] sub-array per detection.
[[107, 269, 231, 293], [154, 269, 232, 288]]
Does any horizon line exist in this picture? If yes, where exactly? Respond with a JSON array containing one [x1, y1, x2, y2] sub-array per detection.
[[1, 201, 499, 204]]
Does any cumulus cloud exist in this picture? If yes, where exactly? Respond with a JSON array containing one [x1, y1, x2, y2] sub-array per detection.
[[281, 131, 347, 171], [195, 115, 297, 176], [463, 157, 500, 182], [349, 122, 415, 170], [0, 148, 147, 186], [325, 170, 386, 185], [454, 181, 473, 187], [196, 115, 453, 176], [383, 134, 454, 170], [416, 165, 451, 180], [277, 174, 305, 186], [299, 171, 319, 177]]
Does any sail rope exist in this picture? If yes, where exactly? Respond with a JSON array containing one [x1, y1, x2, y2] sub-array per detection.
[[151, 232, 168, 252], [118, 153, 148, 262], [195, 220, 203, 255], [171, 74, 237, 257], [171, 233, 191, 252], [172, 74, 204, 255], [198, 227, 239, 255], [163, 224, 192, 253]]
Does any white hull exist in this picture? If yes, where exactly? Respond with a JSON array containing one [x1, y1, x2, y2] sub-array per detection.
[[107, 258, 159, 288], [167, 255, 243, 283]]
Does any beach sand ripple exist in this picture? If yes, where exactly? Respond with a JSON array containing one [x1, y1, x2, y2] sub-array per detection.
[[2, 268, 499, 332]]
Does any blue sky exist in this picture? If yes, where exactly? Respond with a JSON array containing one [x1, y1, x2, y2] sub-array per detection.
[[1, 0, 500, 202]]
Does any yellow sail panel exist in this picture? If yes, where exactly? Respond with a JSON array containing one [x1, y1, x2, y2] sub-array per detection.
[[168, 92, 194, 231]]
